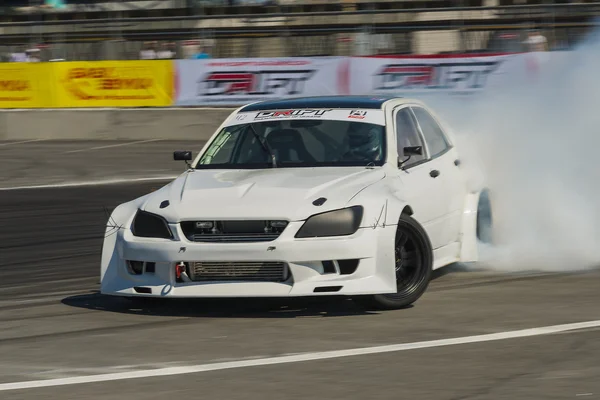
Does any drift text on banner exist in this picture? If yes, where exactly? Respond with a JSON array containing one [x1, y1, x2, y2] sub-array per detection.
[[53, 61, 174, 107], [175, 57, 349, 106], [346, 54, 522, 97]]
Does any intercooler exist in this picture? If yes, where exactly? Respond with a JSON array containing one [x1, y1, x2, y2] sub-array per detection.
[[188, 261, 289, 282]]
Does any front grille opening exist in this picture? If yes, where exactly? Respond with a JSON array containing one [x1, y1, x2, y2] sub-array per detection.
[[181, 220, 288, 242], [126, 261, 155, 275], [188, 261, 289, 282], [126, 260, 144, 275], [322, 260, 337, 274], [338, 259, 360, 275], [176, 262, 190, 283]]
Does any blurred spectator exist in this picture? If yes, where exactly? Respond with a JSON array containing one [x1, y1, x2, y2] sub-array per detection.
[[9, 48, 44, 62], [523, 29, 548, 52], [42, 0, 67, 9], [191, 46, 211, 59], [139, 42, 157, 59], [10, 48, 28, 62], [26, 48, 42, 62], [156, 42, 176, 59], [189, 0, 277, 5], [10, 47, 42, 62]]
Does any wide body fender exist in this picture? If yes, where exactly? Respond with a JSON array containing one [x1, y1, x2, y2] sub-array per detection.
[[100, 192, 155, 282], [354, 181, 489, 268], [349, 184, 416, 288]]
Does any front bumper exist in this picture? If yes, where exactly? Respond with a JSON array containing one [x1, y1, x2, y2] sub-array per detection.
[[100, 221, 398, 298]]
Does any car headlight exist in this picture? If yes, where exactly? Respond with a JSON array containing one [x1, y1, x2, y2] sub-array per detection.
[[131, 209, 174, 239], [295, 206, 363, 238]]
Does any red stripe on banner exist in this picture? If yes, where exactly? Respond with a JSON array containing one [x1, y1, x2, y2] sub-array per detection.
[[337, 58, 350, 95], [206, 73, 253, 81], [360, 52, 523, 59], [207, 61, 311, 67], [382, 66, 433, 74]]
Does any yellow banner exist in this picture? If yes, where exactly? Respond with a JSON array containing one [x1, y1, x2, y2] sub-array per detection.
[[52, 61, 174, 107], [0, 64, 53, 108]]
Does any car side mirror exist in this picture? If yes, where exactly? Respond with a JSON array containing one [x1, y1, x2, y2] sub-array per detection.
[[174, 151, 192, 161], [174, 150, 193, 169], [403, 146, 423, 156], [398, 146, 423, 170]]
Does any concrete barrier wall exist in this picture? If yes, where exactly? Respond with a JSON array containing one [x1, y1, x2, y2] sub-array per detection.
[[0, 108, 236, 141]]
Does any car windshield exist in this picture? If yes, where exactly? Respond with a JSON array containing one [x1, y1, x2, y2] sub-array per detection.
[[195, 118, 386, 169]]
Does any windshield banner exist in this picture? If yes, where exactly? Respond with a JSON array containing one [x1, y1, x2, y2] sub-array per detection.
[[225, 108, 386, 126], [174, 57, 347, 106]]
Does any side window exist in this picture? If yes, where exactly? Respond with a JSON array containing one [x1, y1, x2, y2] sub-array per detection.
[[396, 108, 425, 167], [411, 107, 450, 158]]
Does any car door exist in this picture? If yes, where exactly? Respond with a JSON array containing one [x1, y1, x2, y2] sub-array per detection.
[[393, 105, 450, 250], [410, 105, 467, 245]]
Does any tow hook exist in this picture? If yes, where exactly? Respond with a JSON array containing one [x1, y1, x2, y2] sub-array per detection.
[[175, 262, 186, 279]]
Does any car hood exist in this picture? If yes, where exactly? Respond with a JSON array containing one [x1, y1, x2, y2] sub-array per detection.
[[141, 167, 386, 221]]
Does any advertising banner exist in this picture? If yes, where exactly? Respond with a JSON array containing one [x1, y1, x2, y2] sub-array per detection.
[[175, 57, 349, 106], [52, 60, 174, 107], [347, 54, 523, 98], [0, 63, 53, 108], [0, 53, 566, 109]]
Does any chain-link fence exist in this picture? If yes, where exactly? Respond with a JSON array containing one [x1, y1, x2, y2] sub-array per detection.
[[0, 2, 598, 61]]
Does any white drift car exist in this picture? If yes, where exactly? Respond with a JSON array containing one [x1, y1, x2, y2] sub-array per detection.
[[100, 96, 492, 310]]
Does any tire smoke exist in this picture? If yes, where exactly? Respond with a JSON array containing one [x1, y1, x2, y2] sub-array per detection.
[[428, 31, 600, 272]]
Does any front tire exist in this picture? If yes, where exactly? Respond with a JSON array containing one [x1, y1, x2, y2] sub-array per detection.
[[355, 213, 433, 310]]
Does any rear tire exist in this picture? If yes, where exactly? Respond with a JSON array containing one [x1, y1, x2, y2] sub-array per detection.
[[476, 189, 493, 244], [354, 213, 433, 310]]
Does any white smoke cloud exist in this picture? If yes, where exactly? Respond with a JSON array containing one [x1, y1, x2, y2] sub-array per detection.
[[427, 30, 600, 273]]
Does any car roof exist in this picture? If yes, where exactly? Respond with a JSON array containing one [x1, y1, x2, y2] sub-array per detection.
[[238, 95, 400, 112]]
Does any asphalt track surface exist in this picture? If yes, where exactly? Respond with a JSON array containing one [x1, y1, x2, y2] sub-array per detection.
[[0, 139, 198, 189], [1, 141, 600, 399]]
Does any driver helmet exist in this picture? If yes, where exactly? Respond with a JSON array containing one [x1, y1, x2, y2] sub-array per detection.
[[345, 123, 382, 161]]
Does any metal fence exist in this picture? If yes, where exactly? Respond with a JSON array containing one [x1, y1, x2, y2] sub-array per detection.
[[1, 2, 598, 61]]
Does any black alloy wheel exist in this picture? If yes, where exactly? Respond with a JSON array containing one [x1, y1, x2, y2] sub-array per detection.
[[355, 213, 433, 310]]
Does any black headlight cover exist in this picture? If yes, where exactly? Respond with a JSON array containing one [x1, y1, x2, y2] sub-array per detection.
[[131, 209, 174, 239], [295, 206, 364, 238]]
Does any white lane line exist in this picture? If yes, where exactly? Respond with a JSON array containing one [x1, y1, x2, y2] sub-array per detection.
[[0, 175, 178, 191], [63, 139, 162, 154], [0, 139, 48, 147], [1, 319, 599, 392]]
